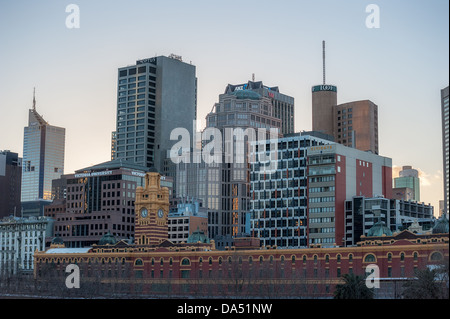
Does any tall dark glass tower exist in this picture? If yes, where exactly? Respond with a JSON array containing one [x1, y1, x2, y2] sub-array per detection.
[[113, 55, 197, 175]]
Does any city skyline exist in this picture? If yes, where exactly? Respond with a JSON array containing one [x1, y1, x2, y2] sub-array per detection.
[[0, 0, 449, 214]]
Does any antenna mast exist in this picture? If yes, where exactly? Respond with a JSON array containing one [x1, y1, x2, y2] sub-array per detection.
[[32, 87, 36, 111], [322, 41, 326, 85]]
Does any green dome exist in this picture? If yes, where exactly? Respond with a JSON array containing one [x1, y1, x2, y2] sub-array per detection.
[[231, 90, 261, 100], [187, 229, 210, 244], [51, 236, 64, 245], [367, 221, 393, 237], [99, 232, 117, 245], [432, 215, 449, 234]]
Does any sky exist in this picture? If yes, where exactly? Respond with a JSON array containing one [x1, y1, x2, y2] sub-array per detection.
[[0, 0, 448, 215]]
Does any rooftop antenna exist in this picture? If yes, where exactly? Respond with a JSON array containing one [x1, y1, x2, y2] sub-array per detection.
[[252, 73, 255, 82], [32, 87, 36, 111], [322, 41, 326, 85]]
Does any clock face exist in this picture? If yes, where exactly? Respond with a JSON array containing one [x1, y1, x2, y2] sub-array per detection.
[[157, 209, 164, 218], [140, 208, 148, 218]]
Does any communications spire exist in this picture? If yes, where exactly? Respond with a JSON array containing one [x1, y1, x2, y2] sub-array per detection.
[[322, 41, 326, 85], [32, 87, 36, 111]]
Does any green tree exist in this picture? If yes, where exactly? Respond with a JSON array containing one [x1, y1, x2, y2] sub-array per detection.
[[334, 273, 374, 299]]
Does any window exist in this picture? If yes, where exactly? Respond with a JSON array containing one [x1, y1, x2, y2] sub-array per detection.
[[364, 254, 376, 263], [134, 259, 143, 266], [181, 258, 190, 266]]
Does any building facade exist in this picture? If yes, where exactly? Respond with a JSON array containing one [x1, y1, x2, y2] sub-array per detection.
[[168, 197, 208, 244], [177, 89, 282, 242], [334, 100, 378, 154], [224, 80, 295, 135], [44, 159, 150, 247], [312, 84, 338, 138], [0, 150, 22, 218], [113, 54, 197, 174], [393, 166, 420, 202], [344, 196, 434, 246], [33, 171, 449, 298], [441, 86, 449, 215], [21, 93, 65, 217], [307, 143, 392, 247], [249, 133, 334, 249], [1, 216, 53, 275]]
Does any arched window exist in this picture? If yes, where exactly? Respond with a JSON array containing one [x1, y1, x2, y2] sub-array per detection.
[[430, 251, 443, 261], [325, 254, 330, 263], [364, 254, 376, 263], [413, 252, 418, 261], [291, 255, 296, 263], [387, 253, 392, 261], [302, 255, 307, 264], [249, 256, 253, 265], [181, 258, 190, 266], [336, 254, 341, 263], [313, 255, 318, 264], [209, 257, 212, 265], [348, 254, 353, 263], [134, 259, 143, 266], [400, 252, 405, 261]]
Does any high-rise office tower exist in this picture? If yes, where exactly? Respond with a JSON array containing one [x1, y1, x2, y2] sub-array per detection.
[[224, 80, 295, 135], [393, 165, 420, 202], [311, 42, 379, 154], [441, 86, 449, 215], [113, 54, 197, 174], [21, 91, 65, 217], [0, 150, 22, 218], [334, 100, 379, 154], [312, 41, 338, 138], [177, 88, 282, 244]]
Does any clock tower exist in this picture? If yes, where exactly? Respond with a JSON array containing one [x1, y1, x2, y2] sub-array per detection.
[[134, 170, 170, 246]]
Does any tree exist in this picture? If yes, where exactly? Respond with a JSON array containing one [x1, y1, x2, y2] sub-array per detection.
[[334, 273, 374, 299], [402, 267, 447, 299]]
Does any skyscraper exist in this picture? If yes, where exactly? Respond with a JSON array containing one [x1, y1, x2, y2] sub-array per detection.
[[0, 150, 22, 218], [177, 88, 282, 243], [441, 86, 449, 215], [21, 90, 65, 217], [224, 80, 295, 135], [393, 165, 420, 202], [311, 42, 379, 154], [113, 54, 197, 174], [334, 100, 379, 154]]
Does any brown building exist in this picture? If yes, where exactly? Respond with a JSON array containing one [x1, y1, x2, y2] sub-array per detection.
[[312, 85, 379, 155], [312, 85, 338, 138], [335, 100, 378, 154], [44, 159, 151, 247]]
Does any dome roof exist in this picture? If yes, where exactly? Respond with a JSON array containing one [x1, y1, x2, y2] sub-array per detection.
[[231, 90, 261, 100], [51, 236, 64, 245], [98, 232, 117, 245], [187, 228, 210, 244], [432, 215, 449, 234], [367, 221, 393, 237]]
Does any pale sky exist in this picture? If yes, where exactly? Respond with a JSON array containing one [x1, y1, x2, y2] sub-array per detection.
[[0, 0, 448, 215]]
